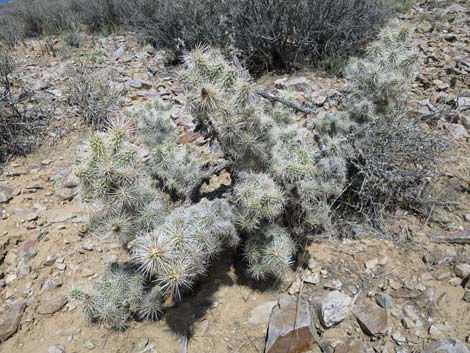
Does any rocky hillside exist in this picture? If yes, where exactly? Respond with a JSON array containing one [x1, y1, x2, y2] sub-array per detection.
[[0, 0, 469, 352]]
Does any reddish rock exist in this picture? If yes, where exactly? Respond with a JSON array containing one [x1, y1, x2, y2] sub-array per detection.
[[19, 239, 38, 260], [0, 302, 26, 341], [265, 294, 316, 353], [352, 302, 389, 337]]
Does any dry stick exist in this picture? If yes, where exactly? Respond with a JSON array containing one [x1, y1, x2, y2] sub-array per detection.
[[255, 89, 317, 114]]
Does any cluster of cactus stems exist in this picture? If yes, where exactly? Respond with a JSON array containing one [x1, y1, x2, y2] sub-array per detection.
[[74, 26, 418, 329]]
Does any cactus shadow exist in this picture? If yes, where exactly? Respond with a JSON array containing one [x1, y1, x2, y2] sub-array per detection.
[[163, 248, 280, 338]]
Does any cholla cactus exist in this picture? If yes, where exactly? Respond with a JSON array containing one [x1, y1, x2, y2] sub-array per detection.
[[181, 46, 275, 171], [243, 225, 296, 280], [131, 198, 237, 299], [138, 99, 176, 147], [72, 266, 145, 330], [345, 26, 418, 112], [233, 172, 285, 231], [76, 120, 167, 242], [147, 142, 212, 200], [75, 25, 421, 332]]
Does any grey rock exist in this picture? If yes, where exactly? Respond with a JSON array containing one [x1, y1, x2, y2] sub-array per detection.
[[82, 241, 94, 251], [56, 188, 75, 201], [26, 212, 39, 222], [463, 291, 470, 302], [127, 79, 152, 89], [352, 302, 389, 337], [37, 296, 67, 315], [265, 294, 316, 353], [0, 302, 26, 341], [457, 97, 470, 108], [375, 292, 392, 309], [447, 123, 469, 139], [51, 213, 76, 223], [42, 278, 64, 291], [445, 4, 468, 14], [422, 339, 470, 353], [429, 324, 453, 337], [318, 290, 352, 328], [455, 263, 470, 279], [0, 186, 13, 203]]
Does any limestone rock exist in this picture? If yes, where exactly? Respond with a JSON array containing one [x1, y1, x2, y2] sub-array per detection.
[[318, 291, 351, 328], [422, 339, 469, 353]]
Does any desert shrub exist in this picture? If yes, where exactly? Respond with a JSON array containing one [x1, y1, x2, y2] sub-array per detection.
[[74, 26, 451, 329], [334, 26, 452, 223], [1, 0, 389, 71], [349, 115, 451, 221], [122, 0, 388, 71], [0, 50, 49, 163], [67, 62, 121, 128]]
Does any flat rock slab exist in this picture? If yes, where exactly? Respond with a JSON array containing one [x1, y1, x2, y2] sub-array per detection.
[[265, 294, 316, 353], [0, 302, 26, 341], [352, 302, 389, 337], [37, 296, 67, 315], [0, 186, 13, 203], [422, 339, 470, 353]]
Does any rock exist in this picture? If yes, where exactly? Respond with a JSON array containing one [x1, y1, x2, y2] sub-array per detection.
[[365, 258, 379, 270], [4, 251, 17, 266], [26, 212, 39, 222], [84, 341, 95, 350], [42, 278, 64, 291], [318, 291, 352, 328], [265, 294, 316, 353], [37, 296, 67, 315], [0, 302, 26, 341], [127, 79, 152, 89], [51, 213, 76, 223], [301, 271, 320, 285], [41, 158, 52, 165], [55, 188, 75, 201], [402, 304, 422, 328], [48, 345, 65, 353], [447, 123, 469, 139], [5, 274, 17, 284], [456, 97, 470, 109], [352, 302, 389, 337], [429, 324, 453, 337], [422, 339, 469, 353], [445, 4, 468, 14], [463, 291, 470, 302], [19, 239, 38, 260], [248, 301, 277, 325], [63, 173, 79, 188], [82, 241, 94, 251], [311, 92, 327, 106], [455, 263, 470, 279], [33, 81, 50, 91], [375, 292, 392, 310], [44, 255, 58, 266], [288, 278, 302, 295], [0, 186, 13, 203], [324, 280, 342, 290]]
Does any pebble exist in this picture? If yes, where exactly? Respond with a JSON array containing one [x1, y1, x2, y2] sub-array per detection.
[[84, 341, 95, 350]]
